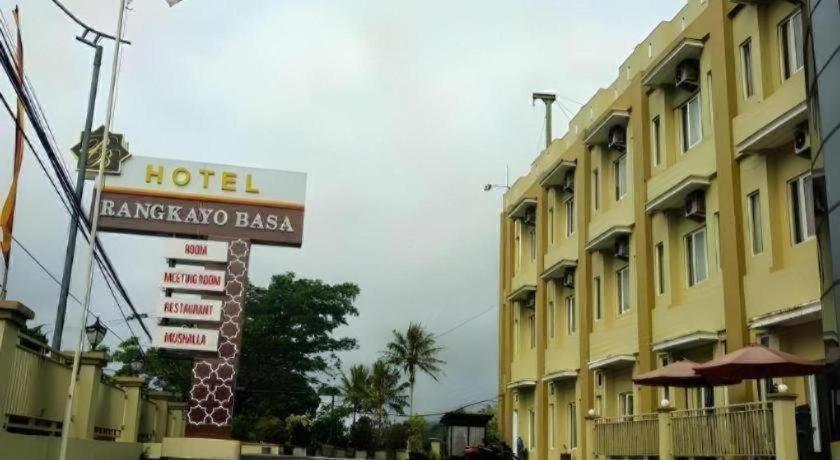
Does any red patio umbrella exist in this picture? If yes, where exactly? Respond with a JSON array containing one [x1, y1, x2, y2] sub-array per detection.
[[633, 359, 738, 388], [693, 344, 823, 382]]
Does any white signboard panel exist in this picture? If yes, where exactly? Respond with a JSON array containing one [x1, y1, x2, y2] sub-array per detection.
[[161, 268, 226, 292], [165, 238, 229, 263], [158, 297, 223, 322], [154, 326, 219, 352]]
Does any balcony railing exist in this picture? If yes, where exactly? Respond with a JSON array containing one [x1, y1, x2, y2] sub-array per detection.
[[593, 413, 659, 457], [671, 402, 775, 457]]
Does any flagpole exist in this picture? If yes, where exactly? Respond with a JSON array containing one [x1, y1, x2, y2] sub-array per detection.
[[58, 0, 128, 458]]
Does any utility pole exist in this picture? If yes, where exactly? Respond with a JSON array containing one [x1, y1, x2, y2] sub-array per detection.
[[58, 0, 128, 458], [52, 32, 103, 350], [532, 91, 556, 149]]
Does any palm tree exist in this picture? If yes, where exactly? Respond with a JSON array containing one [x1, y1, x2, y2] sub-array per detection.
[[340, 364, 370, 423], [383, 322, 445, 415], [367, 360, 408, 430]]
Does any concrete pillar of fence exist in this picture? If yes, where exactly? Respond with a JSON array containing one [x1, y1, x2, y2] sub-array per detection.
[[429, 438, 441, 460], [768, 390, 799, 459], [584, 411, 598, 460], [148, 391, 174, 442], [0, 301, 33, 414], [656, 405, 676, 460], [115, 376, 145, 442], [69, 351, 109, 439], [167, 402, 187, 438]]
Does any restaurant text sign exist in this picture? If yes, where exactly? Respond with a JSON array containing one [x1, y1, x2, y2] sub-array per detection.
[[155, 326, 219, 352], [161, 268, 226, 292], [158, 297, 223, 322]]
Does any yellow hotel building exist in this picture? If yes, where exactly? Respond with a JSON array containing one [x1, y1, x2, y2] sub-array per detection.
[[497, 0, 834, 458]]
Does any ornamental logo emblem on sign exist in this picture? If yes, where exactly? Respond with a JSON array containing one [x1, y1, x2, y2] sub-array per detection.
[[70, 125, 131, 175]]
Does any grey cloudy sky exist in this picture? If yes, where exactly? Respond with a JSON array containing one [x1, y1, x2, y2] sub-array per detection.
[[0, 0, 683, 415]]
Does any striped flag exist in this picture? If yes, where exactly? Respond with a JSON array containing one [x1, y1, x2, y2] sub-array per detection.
[[0, 6, 24, 267]]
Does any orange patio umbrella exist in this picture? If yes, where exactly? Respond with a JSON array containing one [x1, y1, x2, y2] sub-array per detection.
[[693, 344, 823, 382], [633, 359, 738, 388]]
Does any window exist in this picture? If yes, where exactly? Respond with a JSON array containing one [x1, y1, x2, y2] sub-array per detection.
[[790, 174, 816, 244], [780, 10, 804, 80], [513, 310, 520, 356], [595, 370, 604, 388], [617, 266, 630, 314], [593, 169, 600, 210], [652, 116, 662, 167], [549, 403, 555, 449], [595, 395, 603, 416], [565, 197, 575, 236], [548, 300, 555, 340], [614, 154, 627, 200], [528, 409, 535, 448], [748, 191, 764, 254], [655, 242, 665, 295], [548, 192, 555, 245], [619, 392, 634, 418], [686, 227, 708, 286], [740, 39, 755, 98], [568, 403, 577, 449], [593, 277, 602, 320], [529, 314, 536, 349], [681, 94, 703, 151], [659, 355, 671, 401], [529, 226, 536, 261], [566, 295, 576, 335], [707, 71, 714, 124], [515, 221, 522, 270], [714, 212, 721, 268]]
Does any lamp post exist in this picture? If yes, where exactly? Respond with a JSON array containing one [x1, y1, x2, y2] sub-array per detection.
[[84, 317, 107, 351]]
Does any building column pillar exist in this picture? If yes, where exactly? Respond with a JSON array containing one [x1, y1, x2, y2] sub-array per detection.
[[70, 351, 109, 439], [167, 402, 187, 438], [656, 405, 675, 460], [583, 412, 598, 460], [148, 391, 174, 443], [114, 376, 145, 442], [769, 391, 799, 459]]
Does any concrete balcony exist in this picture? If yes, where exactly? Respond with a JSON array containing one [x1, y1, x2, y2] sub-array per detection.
[[509, 349, 538, 387], [645, 139, 715, 215], [587, 201, 634, 252], [589, 312, 639, 366], [733, 71, 807, 158]]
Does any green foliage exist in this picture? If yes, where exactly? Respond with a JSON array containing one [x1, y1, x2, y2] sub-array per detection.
[[311, 405, 350, 447], [286, 414, 312, 447], [235, 273, 360, 437], [479, 405, 500, 447], [253, 416, 288, 444], [380, 422, 410, 451], [368, 360, 408, 429], [340, 364, 371, 422], [110, 336, 192, 397], [22, 324, 48, 344], [407, 415, 427, 453], [350, 416, 375, 451], [383, 323, 445, 414]]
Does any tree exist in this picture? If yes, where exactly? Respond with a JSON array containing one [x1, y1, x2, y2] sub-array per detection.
[[235, 273, 360, 435], [21, 324, 48, 344], [340, 364, 371, 424], [110, 336, 192, 397], [367, 360, 408, 430], [383, 323, 445, 415]]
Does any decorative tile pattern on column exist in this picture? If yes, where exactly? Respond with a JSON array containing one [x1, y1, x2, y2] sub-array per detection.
[[186, 239, 250, 436]]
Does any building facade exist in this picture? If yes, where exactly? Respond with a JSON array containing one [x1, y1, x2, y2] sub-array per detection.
[[497, 0, 834, 457]]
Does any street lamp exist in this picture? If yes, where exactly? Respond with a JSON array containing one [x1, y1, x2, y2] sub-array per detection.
[[84, 317, 108, 351]]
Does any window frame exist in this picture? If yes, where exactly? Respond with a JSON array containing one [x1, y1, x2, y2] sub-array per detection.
[[789, 173, 816, 245], [593, 169, 600, 210], [528, 225, 536, 261], [747, 191, 764, 255], [686, 226, 709, 287], [681, 93, 703, 152], [614, 154, 628, 201], [548, 191, 555, 245], [566, 294, 576, 335], [568, 403, 577, 449], [593, 276, 602, 320], [619, 392, 634, 418], [779, 10, 804, 81], [529, 313, 536, 349], [652, 116, 662, 167], [565, 196, 575, 237], [655, 242, 665, 295], [740, 38, 755, 99], [617, 266, 631, 314], [549, 403, 555, 449]]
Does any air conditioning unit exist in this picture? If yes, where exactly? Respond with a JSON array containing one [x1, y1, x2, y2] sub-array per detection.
[[562, 270, 575, 289], [675, 59, 700, 92], [562, 170, 575, 194], [684, 190, 706, 221], [525, 294, 536, 309], [614, 238, 630, 260], [523, 207, 537, 225], [607, 125, 627, 152], [794, 124, 811, 158]]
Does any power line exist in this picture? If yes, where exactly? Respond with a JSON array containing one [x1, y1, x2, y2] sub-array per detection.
[[435, 305, 497, 339]]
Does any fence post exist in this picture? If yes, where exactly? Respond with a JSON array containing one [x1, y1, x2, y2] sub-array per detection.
[[148, 391, 174, 442], [584, 411, 599, 460], [656, 405, 675, 460], [0, 301, 33, 415], [167, 402, 187, 438], [70, 351, 109, 439], [768, 390, 799, 459], [114, 376, 145, 442]]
